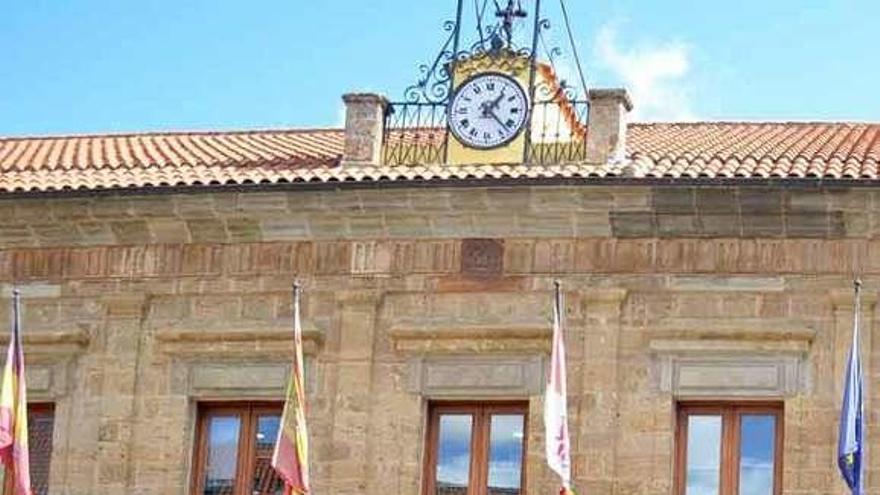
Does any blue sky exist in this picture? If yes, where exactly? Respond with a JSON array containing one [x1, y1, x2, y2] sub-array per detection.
[[2, 0, 879, 136]]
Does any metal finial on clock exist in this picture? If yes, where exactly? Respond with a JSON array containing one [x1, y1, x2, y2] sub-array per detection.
[[496, 0, 528, 49]]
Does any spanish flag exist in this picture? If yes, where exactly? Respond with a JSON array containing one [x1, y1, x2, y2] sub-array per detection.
[[0, 290, 32, 495], [272, 283, 310, 494]]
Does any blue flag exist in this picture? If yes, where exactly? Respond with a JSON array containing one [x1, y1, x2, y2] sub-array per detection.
[[838, 281, 865, 494]]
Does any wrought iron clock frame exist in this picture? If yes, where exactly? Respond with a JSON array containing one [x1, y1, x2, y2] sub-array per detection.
[[386, 0, 588, 165]]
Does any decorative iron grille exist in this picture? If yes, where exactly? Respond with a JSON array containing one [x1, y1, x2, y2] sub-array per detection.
[[382, 102, 448, 166], [526, 98, 590, 164]]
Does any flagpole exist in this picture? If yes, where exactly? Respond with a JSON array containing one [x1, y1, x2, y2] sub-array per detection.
[[12, 288, 21, 342]]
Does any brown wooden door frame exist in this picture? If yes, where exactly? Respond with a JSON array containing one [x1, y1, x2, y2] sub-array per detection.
[[422, 402, 529, 495], [675, 402, 784, 495]]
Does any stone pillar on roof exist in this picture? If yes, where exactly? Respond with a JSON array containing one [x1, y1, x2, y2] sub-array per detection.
[[341, 93, 389, 166], [585, 88, 633, 165]]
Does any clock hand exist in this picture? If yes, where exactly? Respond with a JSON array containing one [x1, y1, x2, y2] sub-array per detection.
[[479, 90, 507, 117], [487, 107, 508, 131], [493, 91, 505, 108]]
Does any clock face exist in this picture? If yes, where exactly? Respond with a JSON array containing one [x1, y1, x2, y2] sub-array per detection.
[[448, 72, 529, 150]]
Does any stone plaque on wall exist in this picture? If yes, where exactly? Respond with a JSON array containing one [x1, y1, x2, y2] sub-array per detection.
[[461, 238, 504, 277]]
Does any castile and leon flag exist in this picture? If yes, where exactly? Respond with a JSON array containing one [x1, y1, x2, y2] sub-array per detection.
[[272, 283, 311, 495], [545, 281, 575, 495]]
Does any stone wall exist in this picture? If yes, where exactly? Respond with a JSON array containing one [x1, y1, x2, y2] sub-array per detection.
[[0, 184, 877, 494]]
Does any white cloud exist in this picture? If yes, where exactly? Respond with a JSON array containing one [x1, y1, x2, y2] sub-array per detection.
[[594, 24, 697, 121]]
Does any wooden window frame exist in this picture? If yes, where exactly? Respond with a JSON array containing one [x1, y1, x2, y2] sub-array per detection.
[[422, 401, 529, 495], [190, 402, 283, 495], [675, 402, 784, 495]]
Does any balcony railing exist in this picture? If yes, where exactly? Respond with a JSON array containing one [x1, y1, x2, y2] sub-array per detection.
[[382, 99, 589, 166]]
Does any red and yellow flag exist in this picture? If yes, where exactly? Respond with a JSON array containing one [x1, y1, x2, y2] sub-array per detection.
[[0, 290, 32, 495], [272, 283, 310, 495]]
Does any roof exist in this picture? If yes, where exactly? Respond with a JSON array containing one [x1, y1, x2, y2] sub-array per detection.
[[1, 122, 879, 193]]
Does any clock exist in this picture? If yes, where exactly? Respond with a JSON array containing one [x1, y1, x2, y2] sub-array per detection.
[[447, 72, 529, 150]]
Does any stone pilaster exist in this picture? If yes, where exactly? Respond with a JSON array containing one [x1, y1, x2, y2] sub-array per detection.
[[575, 288, 627, 495], [326, 290, 382, 493], [91, 293, 149, 495]]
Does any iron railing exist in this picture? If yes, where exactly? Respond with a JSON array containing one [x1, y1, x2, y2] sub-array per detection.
[[382, 102, 448, 166], [526, 99, 589, 164], [381, 98, 589, 166]]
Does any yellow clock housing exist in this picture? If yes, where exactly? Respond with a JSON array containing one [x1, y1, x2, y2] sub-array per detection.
[[446, 51, 532, 165]]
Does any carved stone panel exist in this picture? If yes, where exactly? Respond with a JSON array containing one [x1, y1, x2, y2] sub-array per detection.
[[660, 357, 803, 397], [192, 363, 289, 394], [172, 359, 316, 398], [407, 355, 544, 397]]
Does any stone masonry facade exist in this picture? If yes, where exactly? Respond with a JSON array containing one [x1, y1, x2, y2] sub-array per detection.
[[1, 183, 879, 494]]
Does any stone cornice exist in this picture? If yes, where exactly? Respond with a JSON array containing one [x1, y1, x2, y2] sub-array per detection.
[[581, 287, 628, 303], [156, 325, 324, 356], [0, 329, 90, 347], [0, 327, 90, 361], [337, 289, 383, 305], [389, 325, 551, 354], [649, 318, 816, 345], [829, 288, 878, 310]]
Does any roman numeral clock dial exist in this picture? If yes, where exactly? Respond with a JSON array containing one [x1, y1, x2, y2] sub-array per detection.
[[448, 73, 529, 150]]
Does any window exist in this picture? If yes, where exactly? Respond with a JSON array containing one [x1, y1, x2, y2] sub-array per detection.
[[191, 403, 285, 495], [4, 404, 55, 495], [675, 403, 783, 495], [423, 403, 528, 495]]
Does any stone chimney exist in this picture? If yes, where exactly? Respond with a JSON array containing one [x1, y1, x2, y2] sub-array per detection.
[[341, 93, 389, 165], [585, 88, 633, 165]]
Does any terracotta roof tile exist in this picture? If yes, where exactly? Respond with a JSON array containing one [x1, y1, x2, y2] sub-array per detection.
[[2, 122, 880, 193]]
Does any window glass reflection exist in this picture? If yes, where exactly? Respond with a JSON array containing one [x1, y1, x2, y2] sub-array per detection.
[[29, 409, 54, 495], [686, 415, 722, 495], [436, 414, 473, 495], [203, 416, 242, 495], [487, 414, 525, 495], [252, 414, 285, 495], [739, 415, 776, 495]]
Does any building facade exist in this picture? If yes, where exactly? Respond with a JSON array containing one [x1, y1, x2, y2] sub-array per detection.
[[3, 74, 880, 495]]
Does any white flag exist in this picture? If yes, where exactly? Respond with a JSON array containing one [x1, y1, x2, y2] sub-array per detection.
[[545, 282, 573, 493]]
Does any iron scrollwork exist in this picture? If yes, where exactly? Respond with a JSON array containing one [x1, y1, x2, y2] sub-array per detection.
[[404, 20, 461, 104], [403, 0, 538, 104]]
